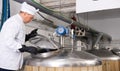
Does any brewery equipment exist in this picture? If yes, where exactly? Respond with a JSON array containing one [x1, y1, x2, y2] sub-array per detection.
[[87, 48, 120, 71]]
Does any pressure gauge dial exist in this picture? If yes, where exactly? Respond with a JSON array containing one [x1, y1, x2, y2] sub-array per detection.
[[56, 26, 66, 35]]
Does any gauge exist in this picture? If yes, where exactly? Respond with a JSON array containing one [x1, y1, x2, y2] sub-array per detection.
[[56, 26, 66, 35]]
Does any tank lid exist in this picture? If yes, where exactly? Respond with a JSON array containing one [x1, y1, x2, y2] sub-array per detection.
[[25, 49, 102, 67], [87, 49, 120, 60]]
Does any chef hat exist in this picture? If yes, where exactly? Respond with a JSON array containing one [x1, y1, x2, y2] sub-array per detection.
[[20, 2, 39, 15]]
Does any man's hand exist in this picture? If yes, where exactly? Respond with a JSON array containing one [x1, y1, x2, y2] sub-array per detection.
[[29, 28, 38, 37], [25, 28, 38, 41], [19, 45, 38, 54]]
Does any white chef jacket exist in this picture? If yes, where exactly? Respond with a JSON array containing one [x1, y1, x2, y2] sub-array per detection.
[[0, 14, 25, 70]]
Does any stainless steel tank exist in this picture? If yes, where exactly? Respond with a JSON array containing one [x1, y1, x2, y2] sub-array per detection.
[[23, 35, 103, 71], [25, 49, 101, 67], [24, 49, 102, 71], [86, 48, 120, 71]]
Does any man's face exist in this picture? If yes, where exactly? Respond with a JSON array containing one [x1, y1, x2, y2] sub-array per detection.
[[23, 13, 34, 23]]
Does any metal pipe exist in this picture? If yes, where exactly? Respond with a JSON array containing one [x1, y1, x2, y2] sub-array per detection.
[[59, 36, 65, 47], [0, 0, 10, 31], [92, 32, 103, 49]]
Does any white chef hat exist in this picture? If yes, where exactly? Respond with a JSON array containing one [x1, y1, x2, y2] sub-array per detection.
[[20, 2, 39, 15]]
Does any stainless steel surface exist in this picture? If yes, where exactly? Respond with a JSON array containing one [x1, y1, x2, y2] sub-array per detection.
[[29, 34, 61, 58], [86, 49, 120, 60], [31, 48, 60, 58], [27, 34, 102, 67], [111, 48, 120, 56], [29, 34, 60, 49], [25, 49, 102, 67]]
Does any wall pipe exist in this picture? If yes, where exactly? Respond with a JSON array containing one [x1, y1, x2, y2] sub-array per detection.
[[0, 0, 10, 31]]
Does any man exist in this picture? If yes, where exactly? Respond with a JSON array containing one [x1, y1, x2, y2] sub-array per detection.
[[0, 2, 39, 71]]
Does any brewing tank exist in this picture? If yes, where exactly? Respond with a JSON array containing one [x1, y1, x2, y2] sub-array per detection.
[[24, 49, 102, 71], [23, 35, 103, 71], [25, 49, 101, 67], [86, 48, 120, 71]]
